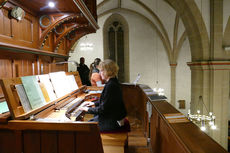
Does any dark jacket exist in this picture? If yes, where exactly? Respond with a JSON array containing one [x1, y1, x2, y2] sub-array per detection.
[[77, 64, 91, 86], [88, 77, 127, 131]]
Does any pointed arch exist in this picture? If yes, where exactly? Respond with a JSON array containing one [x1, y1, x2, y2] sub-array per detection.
[[103, 13, 130, 82]]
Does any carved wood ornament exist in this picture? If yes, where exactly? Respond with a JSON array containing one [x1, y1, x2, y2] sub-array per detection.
[[38, 13, 91, 53], [0, 0, 8, 9]]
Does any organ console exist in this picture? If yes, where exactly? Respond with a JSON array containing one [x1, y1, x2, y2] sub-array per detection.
[[0, 71, 106, 153]]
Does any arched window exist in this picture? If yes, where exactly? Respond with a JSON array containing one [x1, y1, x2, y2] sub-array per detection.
[[103, 14, 129, 83], [108, 21, 125, 82]]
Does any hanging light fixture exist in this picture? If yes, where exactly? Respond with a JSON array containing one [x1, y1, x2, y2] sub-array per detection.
[[187, 96, 216, 131]]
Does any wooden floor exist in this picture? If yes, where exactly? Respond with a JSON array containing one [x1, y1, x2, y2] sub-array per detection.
[[126, 118, 152, 153]]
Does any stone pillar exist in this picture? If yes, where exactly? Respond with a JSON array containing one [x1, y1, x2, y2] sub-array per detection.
[[188, 61, 230, 149], [170, 63, 177, 106], [210, 0, 223, 59]]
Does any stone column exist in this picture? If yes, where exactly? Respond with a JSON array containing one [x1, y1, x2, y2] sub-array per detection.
[[170, 63, 177, 106], [188, 61, 230, 149]]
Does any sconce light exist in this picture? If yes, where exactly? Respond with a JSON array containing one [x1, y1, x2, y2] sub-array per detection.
[[48, 2, 55, 8], [223, 46, 230, 51], [80, 42, 93, 51]]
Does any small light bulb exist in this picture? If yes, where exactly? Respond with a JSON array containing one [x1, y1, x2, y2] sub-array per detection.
[[209, 112, 213, 116], [211, 125, 216, 130], [48, 2, 55, 8], [209, 121, 213, 126], [200, 126, 206, 131]]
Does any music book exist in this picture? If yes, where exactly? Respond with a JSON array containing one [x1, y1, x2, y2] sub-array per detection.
[[15, 84, 32, 112], [49, 71, 72, 98], [66, 75, 79, 91], [38, 74, 57, 101], [164, 113, 189, 123], [39, 82, 50, 102], [21, 76, 46, 109], [0, 101, 9, 114]]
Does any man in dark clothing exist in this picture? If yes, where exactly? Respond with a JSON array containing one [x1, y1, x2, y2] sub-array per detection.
[[77, 57, 91, 86]]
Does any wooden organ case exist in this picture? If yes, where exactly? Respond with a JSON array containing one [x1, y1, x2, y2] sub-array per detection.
[[0, 0, 104, 153]]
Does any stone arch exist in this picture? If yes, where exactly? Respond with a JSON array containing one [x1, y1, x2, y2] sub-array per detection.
[[103, 13, 130, 82], [164, 0, 210, 61]]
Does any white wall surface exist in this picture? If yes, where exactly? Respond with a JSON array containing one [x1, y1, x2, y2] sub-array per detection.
[[176, 38, 191, 115]]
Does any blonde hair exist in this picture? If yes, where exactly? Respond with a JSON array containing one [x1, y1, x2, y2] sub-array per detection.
[[99, 59, 119, 78]]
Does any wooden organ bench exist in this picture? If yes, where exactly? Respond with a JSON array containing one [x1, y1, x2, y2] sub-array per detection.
[[100, 118, 130, 153], [101, 132, 128, 153]]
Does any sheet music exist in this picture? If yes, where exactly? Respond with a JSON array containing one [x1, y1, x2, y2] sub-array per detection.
[[21, 76, 46, 109], [38, 74, 57, 101], [49, 71, 72, 98], [0, 101, 9, 114], [15, 84, 32, 112], [66, 75, 79, 91]]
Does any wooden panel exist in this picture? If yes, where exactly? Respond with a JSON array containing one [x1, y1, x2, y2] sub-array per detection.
[[41, 61, 50, 74], [58, 131, 75, 153], [13, 59, 23, 77], [0, 59, 13, 96], [150, 107, 159, 153], [58, 39, 67, 55], [0, 59, 13, 78], [122, 84, 147, 121], [159, 118, 187, 153], [11, 13, 36, 48], [23, 59, 34, 76], [41, 131, 58, 153], [18, 16, 33, 43], [51, 63, 67, 72], [0, 8, 13, 38], [43, 33, 54, 51], [23, 130, 41, 153], [0, 130, 15, 153], [75, 130, 104, 153], [12, 56, 37, 77]]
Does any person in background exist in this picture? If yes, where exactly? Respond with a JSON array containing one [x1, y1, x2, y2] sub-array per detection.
[[77, 57, 91, 86], [89, 58, 104, 86], [79, 59, 127, 131]]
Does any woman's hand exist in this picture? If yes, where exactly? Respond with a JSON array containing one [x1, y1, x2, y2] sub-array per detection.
[[81, 101, 95, 107], [78, 106, 89, 112]]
